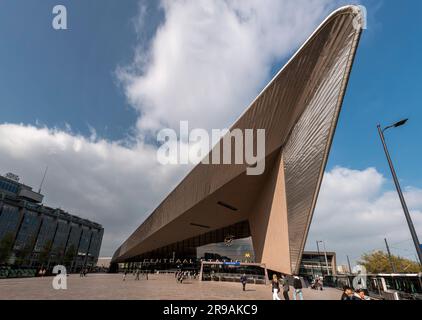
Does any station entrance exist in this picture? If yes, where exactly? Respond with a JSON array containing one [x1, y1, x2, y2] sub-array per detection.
[[199, 261, 268, 285]]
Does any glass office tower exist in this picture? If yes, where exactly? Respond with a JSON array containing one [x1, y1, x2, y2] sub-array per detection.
[[0, 173, 103, 272]]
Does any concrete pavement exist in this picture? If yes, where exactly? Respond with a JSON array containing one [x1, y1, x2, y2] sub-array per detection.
[[0, 273, 342, 300]]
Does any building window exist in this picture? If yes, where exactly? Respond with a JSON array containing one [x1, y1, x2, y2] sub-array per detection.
[[34, 216, 56, 252], [13, 210, 40, 250], [0, 204, 20, 241], [197, 237, 255, 263], [51, 220, 70, 255]]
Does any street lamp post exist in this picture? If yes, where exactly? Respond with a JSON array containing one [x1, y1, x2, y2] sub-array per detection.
[[347, 255, 352, 274], [377, 119, 422, 266], [316, 241, 323, 276], [322, 241, 330, 276], [317, 240, 330, 276], [384, 238, 397, 273]]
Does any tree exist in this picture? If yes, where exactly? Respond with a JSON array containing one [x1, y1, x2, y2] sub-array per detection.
[[359, 251, 422, 274], [38, 240, 53, 267], [15, 237, 35, 267], [54, 246, 64, 264], [64, 245, 76, 268], [0, 233, 14, 264]]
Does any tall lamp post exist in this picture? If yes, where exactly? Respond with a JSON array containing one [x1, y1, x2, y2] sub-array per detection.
[[317, 240, 330, 276], [316, 241, 323, 276], [377, 119, 422, 266]]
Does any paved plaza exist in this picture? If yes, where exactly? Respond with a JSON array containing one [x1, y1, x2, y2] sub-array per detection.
[[0, 273, 342, 300]]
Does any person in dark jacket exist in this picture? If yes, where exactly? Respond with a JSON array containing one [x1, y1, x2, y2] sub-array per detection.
[[293, 276, 304, 300], [353, 289, 370, 300], [272, 275, 281, 300], [281, 276, 290, 300], [341, 286, 354, 300], [240, 274, 247, 291]]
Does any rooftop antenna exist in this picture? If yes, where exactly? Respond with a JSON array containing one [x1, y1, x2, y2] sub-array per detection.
[[38, 166, 48, 194]]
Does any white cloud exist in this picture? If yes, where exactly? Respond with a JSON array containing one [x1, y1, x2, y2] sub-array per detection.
[[307, 167, 422, 266], [118, 0, 348, 133], [0, 123, 189, 256], [0, 1, 359, 258], [3, 121, 421, 263]]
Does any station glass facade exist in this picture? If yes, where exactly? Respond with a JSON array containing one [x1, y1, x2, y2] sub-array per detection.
[[197, 237, 255, 263], [119, 221, 267, 278], [299, 251, 337, 279]]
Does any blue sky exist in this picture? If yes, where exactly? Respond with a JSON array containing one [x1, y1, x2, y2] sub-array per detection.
[[1, 0, 421, 187], [0, 0, 141, 140], [0, 0, 421, 262], [328, 0, 422, 189]]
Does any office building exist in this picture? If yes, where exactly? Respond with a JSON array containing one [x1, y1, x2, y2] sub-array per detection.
[[0, 173, 103, 271]]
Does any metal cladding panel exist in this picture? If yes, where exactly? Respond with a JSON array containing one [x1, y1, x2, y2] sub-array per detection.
[[112, 6, 363, 264], [283, 13, 362, 274]]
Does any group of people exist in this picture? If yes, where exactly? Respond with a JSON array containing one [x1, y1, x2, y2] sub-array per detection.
[[311, 277, 323, 290], [122, 269, 148, 281], [79, 268, 89, 277], [241, 273, 304, 300], [341, 286, 370, 300], [175, 270, 197, 283], [37, 268, 47, 277], [135, 269, 148, 280], [271, 274, 304, 300]]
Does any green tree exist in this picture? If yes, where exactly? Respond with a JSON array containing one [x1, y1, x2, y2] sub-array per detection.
[[54, 246, 64, 264], [15, 236, 36, 267], [0, 233, 14, 264], [359, 251, 422, 274], [38, 240, 53, 267], [64, 244, 76, 268]]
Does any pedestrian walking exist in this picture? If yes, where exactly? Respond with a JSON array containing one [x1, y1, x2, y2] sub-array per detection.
[[272, 275, 281, 300], [123, 270, 128, 281], [293, 276, 304, 300], [314, 277, 323, 290], [240, 273, 247, 291], [281, 275, 290, 300], [135, 269, 140, 280]]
